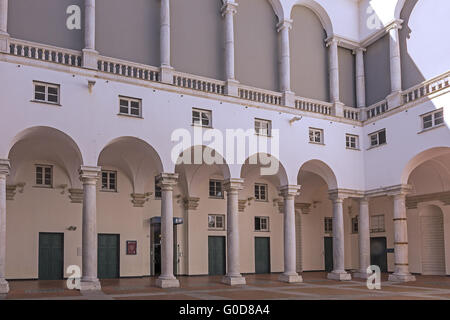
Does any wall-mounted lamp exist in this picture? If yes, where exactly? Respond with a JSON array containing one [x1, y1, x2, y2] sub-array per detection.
[[67, 226, 77, 231], [289, 116, 302, 126], [88, 80, 96, 93]]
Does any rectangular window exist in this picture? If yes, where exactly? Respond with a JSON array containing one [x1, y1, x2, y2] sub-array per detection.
[[209, 180, 223, 198], [346, 134, 359, 150], [422, 109, 444, 130], [309, 128, 324, 144], [369, 129, 387, 148], [255, 217, 270, 232], [324, 217, 333, 233], [119, 96, 142, 117], [192, 108, 212, 128], [155, 176, 162, 199], [370, 215, 385, 233], [255, 119, 271, 136], [352, 216, 359, 234], [101, 171, 117, 192], [35, 165, 53, 187], [33, 82, 60, 104], [254, 183, 268, 201], [208, 214, 225, 230]]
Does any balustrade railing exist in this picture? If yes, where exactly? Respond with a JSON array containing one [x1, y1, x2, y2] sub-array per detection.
[[402, 71, 450, 104], [295, 97, 333, 116], [238, 85, 283, 105], [98, 57, 160, 82], [366, 100, 389, 120], [172, 71, 225, 95]]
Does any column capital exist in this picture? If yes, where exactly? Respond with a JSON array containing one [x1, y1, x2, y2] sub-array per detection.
[[277, 19, 293, 33], [352, 47, 366, 55], [386, 19, 403, 33], [325, 36, 339, 48], [221, 2, 238, 17], [0, 159, 10, 176], [279, 185, 301, 198], [79, 166, 101, 184], [387, 184, 413, 198], [156, 173, 179, 190], [224, 178, 244, 192]]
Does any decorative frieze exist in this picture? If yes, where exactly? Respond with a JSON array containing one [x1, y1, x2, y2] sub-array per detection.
[[406, 191, 450, 209], [131, 193, 146, 208], [183, 197, 200, 211], [68, 188, 84, 203]]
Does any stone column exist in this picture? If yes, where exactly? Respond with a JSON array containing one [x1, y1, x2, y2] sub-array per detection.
[[328, 195, 351, 281], [79, 166, 101, 291], [354, 48, 366, 108], [387, 22, 403, 107], [222, 1, 239, 97], [327, 38, 344, 117], [389, 189, 416, 282], [277, 20, 294, 107], [222, 179, 246, 285], [82, 0, 98, 69], [279, 185, 303, 283], [354, 197, 371, 279], [0, 160, 10, 294], [156, 173, 180, 288], [160, 0, 173, 84], [0, 0, 9, 53]]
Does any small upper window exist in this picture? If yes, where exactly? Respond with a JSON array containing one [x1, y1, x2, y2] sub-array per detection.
[[101, 170, 117, 192], [35, 165, 53, 187], [34, 82, 59, 104], [155, 176, 162, 199], [324, 217, 333, 234], [208, 214, 225, 230], [119, 96, 142, 117], [255, 119, 271, 136], [369, 129, 387, 148], [370, 215, 385, 233], [346, 134, 359, 150], [209, 180, 223, 199], [255, 217, 270, 232], [254, 183, 268, 201], [309, 128, 324, 144], [192, 109, 212, 127], [351, 216, 359, 234], [422, 109, 444, 130]]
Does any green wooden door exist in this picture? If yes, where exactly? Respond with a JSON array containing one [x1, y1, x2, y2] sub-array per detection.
[[324, 237, 333, 272], [39, 233, 64, 280], [98, 234, 120, 279], [255, 237, 271, 274], [208, 236, 226, 276]]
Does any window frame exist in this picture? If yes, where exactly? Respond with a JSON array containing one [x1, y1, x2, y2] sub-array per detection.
[[254, 183, 268, 202], [35, 164, 53, 188], [254, 118, 272, 137], [101, 170, 117, 192], [255, 216, 270, 232], [368, 129, 387, 148], [208, 214, 226, 231], [118, 96, 142, 118], [421, 109, 444, 131], [209, 179, 224, 199], [351, 216, 359, 234], [370, 214, 386, 233], [192, 108, 212, 128], [154, 176, 162, 199], [346, 134, 360, 150], [309, 128, 324, 145], [324, 217, 333, 234], [33, 81, 60, 105]]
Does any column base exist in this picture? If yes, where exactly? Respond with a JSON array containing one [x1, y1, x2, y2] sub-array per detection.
[[0, 279, 10, 294], [225, 79, 240, 97], [82, 49, 99, 70], [279, 273, 303, 283], [0, 32, 10, 54], [386, 91, 402, 109], [327, 271, 352, 281], [156, 277, 180, 289], [388, 273, 416, 283], [160, 65, 174, 84], [222, 275, 246, 286], [353, 272, 370, 279], [79, 278, 101, 292], [282, 91, 295, 107], [333, 102, 345, 117]]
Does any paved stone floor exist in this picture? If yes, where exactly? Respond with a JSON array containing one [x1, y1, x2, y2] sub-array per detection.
[[2, 272, 450, 300]]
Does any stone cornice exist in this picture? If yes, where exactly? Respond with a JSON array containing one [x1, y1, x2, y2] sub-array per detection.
[[406, 191, 450, 209], [223, 178, 244, 192], [360, 19, 403, 48], [279, 185, 301, 198], [79, 166, 101, 183], [131, 193, 147, 207], [68, 188, 84, 203], [328, 188, 365, 200], [364, 184, 413, 198], [156, 173, 179, 190], [326, 35, 360, 51], [0, 159, 10, 176]]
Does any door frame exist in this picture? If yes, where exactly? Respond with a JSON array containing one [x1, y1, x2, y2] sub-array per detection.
[[38, 232, 64, 281], [97, 233, 120, 279], [254, 236, 271, 274], [208, 236, 226, 276]]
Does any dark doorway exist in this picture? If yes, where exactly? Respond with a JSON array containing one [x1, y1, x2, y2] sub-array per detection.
[[255, 237, 271, 274], [98, 234, 120, 279], [370, 237, 388, 272], [324, 237, 333, 272], [208, 236, 226, 276], [38, 233, 64, 280]]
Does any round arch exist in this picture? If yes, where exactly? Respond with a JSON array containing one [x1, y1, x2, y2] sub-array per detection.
[[7, 126, 84, 187], [290, 0, 333, 37], [297, 159, 338, 190], [394, 0, 408, 19], [240, 152, 289, 187], [401, 147, 450, 185]]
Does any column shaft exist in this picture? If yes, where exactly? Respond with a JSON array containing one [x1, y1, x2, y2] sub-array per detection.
[[328, 39, 340, 103], [223, 179, 245, 286], [156, 173, 180, 288], [0, 160, 10, 294], [222, 4, 237, 81], [355, 198, 370, 278], [355, 48, 366, 108], [0, 0, 7, 34], [84, 0, 96, 50], [278, 22, 292, 93], [389, 26, 402, 93], [80, 166, 101, 291], [389, 194, 416, 282], [160, 0, 171, 67], [279, 186, 302, 283]]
